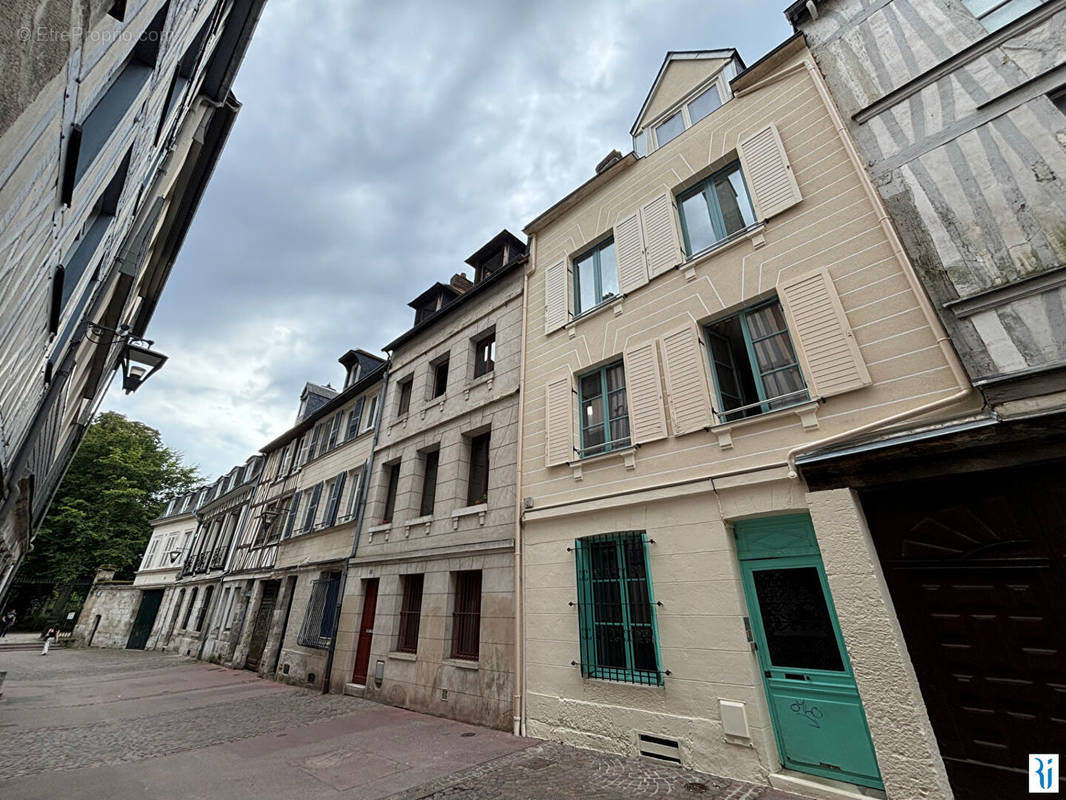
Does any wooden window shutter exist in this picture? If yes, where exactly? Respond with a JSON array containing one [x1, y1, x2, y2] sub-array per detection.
[[777, 268, 871, 398], [622, 342, 667, 444], [545, 372, 574, 467], [283, 492, 301, 539], [661, 324, 714, 436], [736, 123, 802, 220], [614, 212, 648, 294], [640, 193, 682, 278], [544, 259, 569, 333]]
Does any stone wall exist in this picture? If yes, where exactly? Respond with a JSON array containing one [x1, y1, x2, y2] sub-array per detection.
[[75, 582, 141, 648]]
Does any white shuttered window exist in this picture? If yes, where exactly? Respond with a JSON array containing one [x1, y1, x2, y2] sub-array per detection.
[[777, 269, 871, 398], [736, 123, 802, 221]]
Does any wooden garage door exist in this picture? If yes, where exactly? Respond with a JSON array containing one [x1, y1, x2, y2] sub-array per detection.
[[862, 466, 1066, 799]]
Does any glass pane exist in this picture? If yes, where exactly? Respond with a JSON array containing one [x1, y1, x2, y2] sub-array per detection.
[[583, 423, 605, 452], [753, 332, 796, 372], [580, 373, 602, 402], [605, 363, 626, 393], [607, 387, 627, 420], [609, 416, 630, 445], [752, 566, 845, 672], [631, 625, 657, 671], [746, 301, 788, 339], [598, 241, 618, 300], [687, 84, 722, 124], [575, 253, 597, 314], [633, 131, 647, 158], [680, 190, 716, 255], [583, 397, 604, 431], [714, 168, 755, 236], [762, 367, 806, 405], [980, 0, 1039, 30], [655, 111, 684, 147]]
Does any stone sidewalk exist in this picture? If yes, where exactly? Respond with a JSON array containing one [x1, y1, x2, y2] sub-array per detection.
[[0, 646, 803, 800]]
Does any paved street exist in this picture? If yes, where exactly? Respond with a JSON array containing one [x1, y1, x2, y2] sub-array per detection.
[[0, 646, 802, 800]]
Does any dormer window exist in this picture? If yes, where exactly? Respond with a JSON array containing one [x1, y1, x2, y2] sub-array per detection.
[[645, 81, 726, 153], [655, 111, 685, 148]]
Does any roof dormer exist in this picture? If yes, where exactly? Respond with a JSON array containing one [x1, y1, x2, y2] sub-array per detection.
[[630, 50, 744, 157], [465, 230, 527, 284]]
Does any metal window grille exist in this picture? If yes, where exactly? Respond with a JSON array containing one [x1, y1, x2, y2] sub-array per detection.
[[396, 574, 424, 653], [298, 575, 340, 649], [574, 532, 663, 686], [451, 570, 482, 660]]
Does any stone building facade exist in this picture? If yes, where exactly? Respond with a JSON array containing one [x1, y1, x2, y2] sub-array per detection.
[[332, 232, 525, 731], [786, 2, 1066, 797], [157, 455, 261, 659], [0, 0, 266, 606], [221, 352, 387, 687], [517, 39, 972, 799]]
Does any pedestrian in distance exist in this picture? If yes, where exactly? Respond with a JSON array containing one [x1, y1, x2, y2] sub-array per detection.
[[41, 626, 57, 655], [0, 609, 15, 637]]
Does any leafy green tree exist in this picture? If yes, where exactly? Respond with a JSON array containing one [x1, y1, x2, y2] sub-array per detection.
[[24, 411, 202, 584]]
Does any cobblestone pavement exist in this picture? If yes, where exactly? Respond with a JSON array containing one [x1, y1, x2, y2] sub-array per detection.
[[388, 741, 800, 800], [0, 647, 805, 800]]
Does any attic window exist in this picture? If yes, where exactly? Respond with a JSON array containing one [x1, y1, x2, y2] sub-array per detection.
[[640, 78, 728, 156]]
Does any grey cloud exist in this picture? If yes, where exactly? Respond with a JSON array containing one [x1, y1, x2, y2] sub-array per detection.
[[105, 0, 792, 477]]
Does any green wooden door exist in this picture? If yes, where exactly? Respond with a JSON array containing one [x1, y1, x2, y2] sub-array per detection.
[[735, 515, 882, 790]]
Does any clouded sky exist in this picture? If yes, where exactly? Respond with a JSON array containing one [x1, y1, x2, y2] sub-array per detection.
[[104, 0, 793, 479]]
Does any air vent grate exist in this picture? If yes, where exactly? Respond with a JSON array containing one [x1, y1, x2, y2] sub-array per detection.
[[637, 733, 681, 764]]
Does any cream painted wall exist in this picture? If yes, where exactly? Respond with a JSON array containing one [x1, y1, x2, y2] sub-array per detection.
[[519, 41, 962, 795]]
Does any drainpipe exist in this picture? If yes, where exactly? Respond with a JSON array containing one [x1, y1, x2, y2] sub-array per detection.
[[513, 242, 533, 737], [321, 361, 391, 694], [784, 58, 974, 478]]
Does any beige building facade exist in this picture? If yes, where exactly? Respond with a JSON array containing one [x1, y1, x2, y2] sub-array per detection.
[[518, 39, 972, 799], [332, 232, 525, 731]]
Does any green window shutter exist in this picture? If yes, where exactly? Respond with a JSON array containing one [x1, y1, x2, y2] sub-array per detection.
[[303, 482, 323, 531], [283, 492, 301, 539], [573, 539, 594, 677]]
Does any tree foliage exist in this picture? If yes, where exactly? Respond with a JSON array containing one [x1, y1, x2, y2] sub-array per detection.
[[24, 412, 201, 583]]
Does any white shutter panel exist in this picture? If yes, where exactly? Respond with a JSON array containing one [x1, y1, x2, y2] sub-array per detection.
[[544, 259, 569, 333], [736, 123, 802, 220], [777, 268, 871, 398], [545, 372, 574, 467], [640, 193, 682, 278], [614, 212, 648, 294], [622, 342, 667, 444], [661, 324, 714, 435]]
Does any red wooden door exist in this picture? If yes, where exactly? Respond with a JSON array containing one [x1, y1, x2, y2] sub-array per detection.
[[352, 578, 378, 685]]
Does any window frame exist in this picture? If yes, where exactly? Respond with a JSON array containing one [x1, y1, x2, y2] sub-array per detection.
[[676, 161, 757, 259], [466, 432, 490, 506], [473, 331, 496, 378], [432, 357, 449, 398], [450, 570, 482, 661], [396, 573, 424, 654], [577, 361, 631, 459], [397, 378, 413, 416], [963, 0, 1044, 31], [297, 572, 341, 649], [704, 297, 808, 423], [420, 449, 439, 517], [574, 531, 663, 686], [572, 237, 618, 316], [381, 462, 401, 524], [361, 395, 378, 433]]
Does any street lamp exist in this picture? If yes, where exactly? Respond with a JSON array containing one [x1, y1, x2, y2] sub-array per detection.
[[120, 341, 168, 394], [86, 323, 168, 394]]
